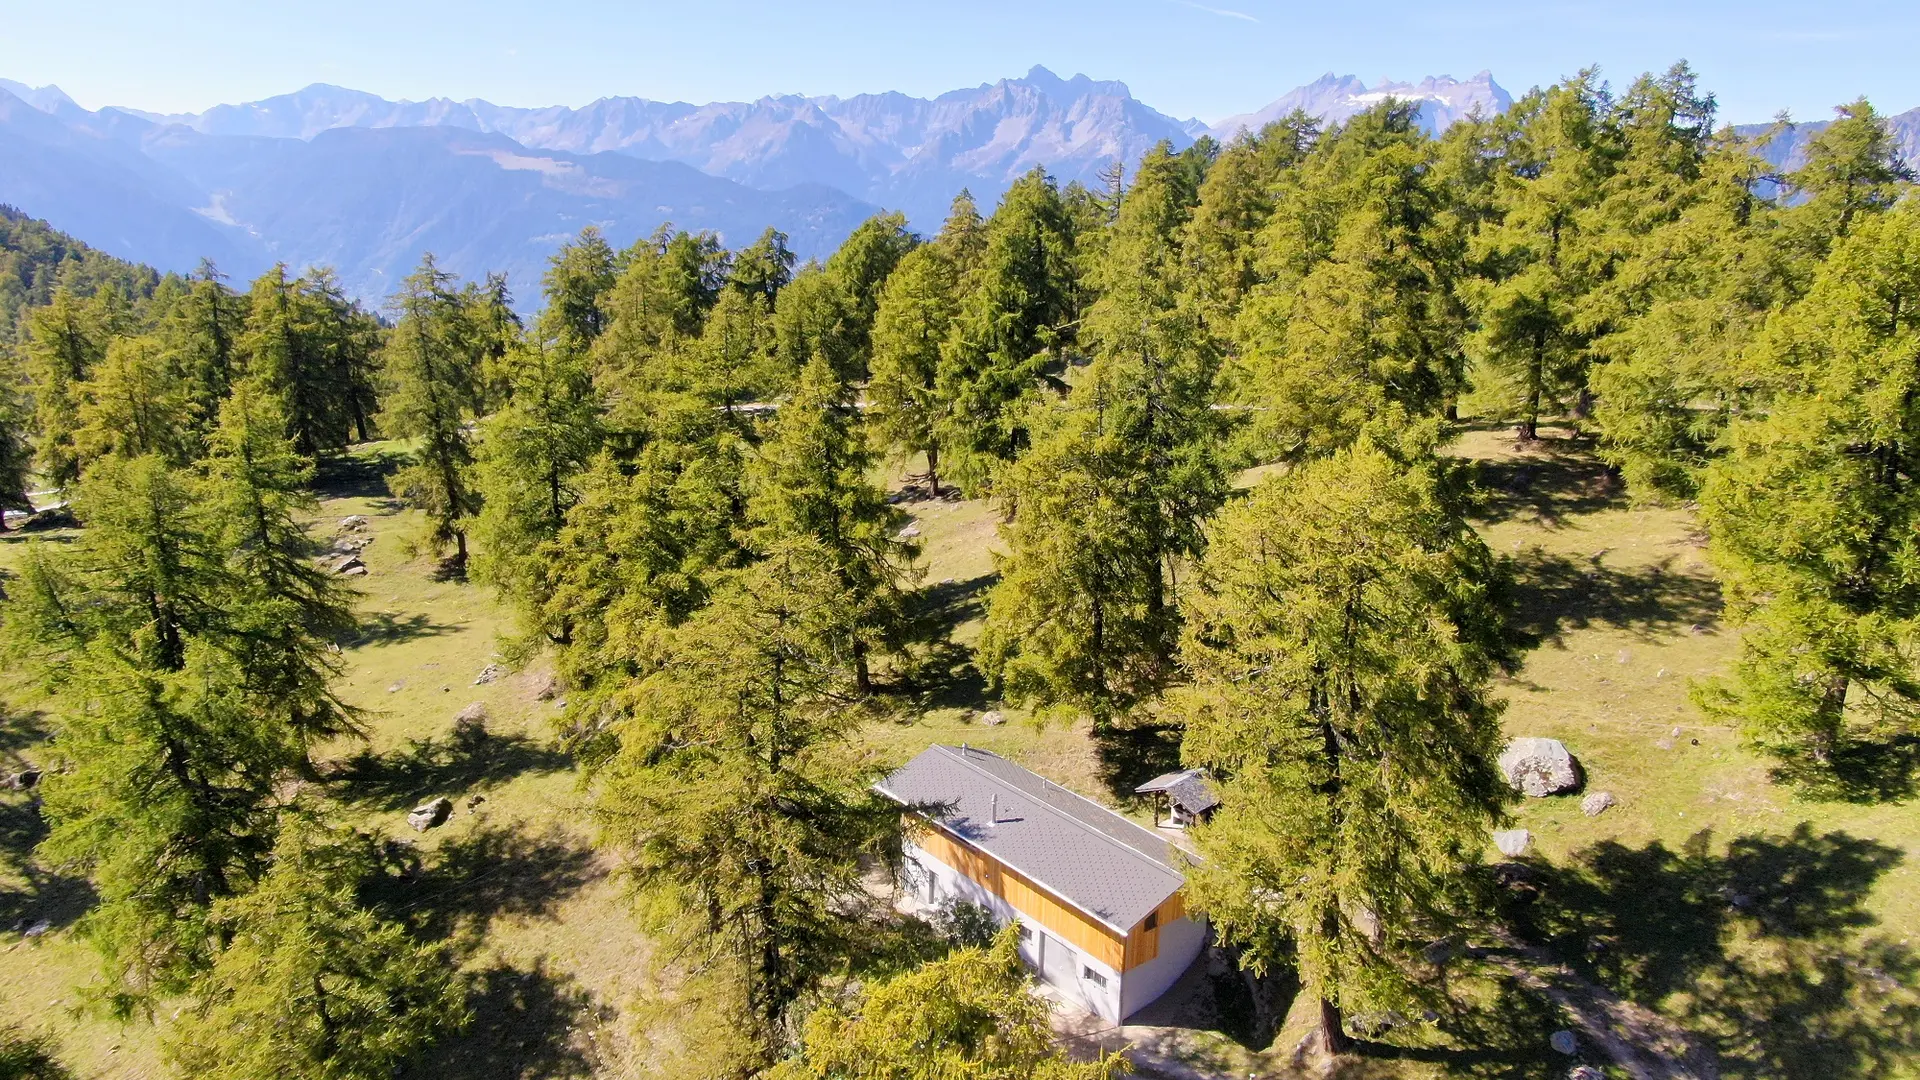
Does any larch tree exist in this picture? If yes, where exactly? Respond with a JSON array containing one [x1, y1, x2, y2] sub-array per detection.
[[594, 541, 897, 1070], [823, 211, 916, 378], [732, 226, 798, 307], [748, 353, 920, 693], [165, 819, 469, 1080], [380, 255, 486, 572], [866, 243, 960, 493], [163, 260, 247, 433], [1172, 430, 1511, 1053], [73, 335, 196, 467], [21, 285, 102, 489], [1696, 199, 1920, 771], [769, 926, 1129, 1080]]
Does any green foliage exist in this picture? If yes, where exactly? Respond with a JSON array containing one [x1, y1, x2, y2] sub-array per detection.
[[20, 286, 104, 488], [732, 226, 798, 307], [0, 1025, 72, 1080], [165, 819, 469, 1080], [1697, 200, 1920, 768], [380, 255, 488, 569], [769, 926, 1129, 1080], [74, 334, 196, 466], [867, 244, 960, 491], [595, 542, 897, 1066], [1173, 431, 1510, 1043], [0, 203, 159, 341], [241, 265, 381, 457]]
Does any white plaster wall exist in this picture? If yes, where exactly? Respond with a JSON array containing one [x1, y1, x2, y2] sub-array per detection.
[[902, 841, 1123, 1021], [1117, 915, 1208, 1019]]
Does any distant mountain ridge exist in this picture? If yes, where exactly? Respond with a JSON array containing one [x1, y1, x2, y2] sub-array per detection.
[[1209, 72, 1512, 140]]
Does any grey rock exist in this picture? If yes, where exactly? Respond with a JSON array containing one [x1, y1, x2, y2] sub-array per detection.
[[980, 710, 1006, 726], [1550, 1030, 1579, 1055], [386, 680, 406, 693], [466, 794, 486, 810], [1493, 828, 1532, 857], [1569, 1067, 1604, 1080], [340, 515, 369, 530], [5, 769, 40, 791], [896, 523, 921, 540], [341, 565, 368, 577], [1499, 737, 1581, 797], [22, 919, 51, 938], [407, 797, 453, 832], [454, 702, 488, 725], [1581, 791, 1617, 817], [473, 663, 506, 685], [332, 555, 365, 574]]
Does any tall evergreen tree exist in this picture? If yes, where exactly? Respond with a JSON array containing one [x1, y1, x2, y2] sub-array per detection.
[[243, 265, 337, 457], [296, 269, 382, 445], [381, 255, 484, 571], [73, 335, 196, 466], [822, 211, 916, 378], [165, 819, 469, 1080], [595, 542, 896, 1069], [749, 354, 919, 693], [1697, 200, 1920, 770], [163, 260, 247, 431], [867, 244, 960, 493], [731, 226, 798, 307], [21, 286, 102, 488], [1173, 431, 1510, 1052]]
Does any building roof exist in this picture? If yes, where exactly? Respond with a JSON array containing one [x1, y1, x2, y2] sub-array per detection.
[[876, 744, 1188, 934], [1135, 769, 1221, 815]]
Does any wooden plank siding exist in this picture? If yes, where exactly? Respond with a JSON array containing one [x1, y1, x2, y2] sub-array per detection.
[[910, 818, 1184, 973]]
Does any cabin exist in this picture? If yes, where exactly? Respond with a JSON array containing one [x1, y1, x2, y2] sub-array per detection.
[[876, 744, 1207, 1022], [1134, 769, 1220, 829]]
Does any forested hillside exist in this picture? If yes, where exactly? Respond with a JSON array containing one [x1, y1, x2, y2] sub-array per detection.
[[0, 60, 1916, 1080], [0, 206, 160, 339]]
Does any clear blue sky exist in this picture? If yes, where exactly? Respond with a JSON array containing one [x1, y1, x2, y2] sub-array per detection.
[[0, 0, 1913, 126]]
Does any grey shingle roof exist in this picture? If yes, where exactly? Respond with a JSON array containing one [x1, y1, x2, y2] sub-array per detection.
[[876, 744, 1188, 933], [1135, 769, 1221, 815]]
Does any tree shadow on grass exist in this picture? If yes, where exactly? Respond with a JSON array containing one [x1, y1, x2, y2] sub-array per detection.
[[370, 822, 601, 946], [1506, 549, 1724, 649], [1469, 445, 1625, 530], [1769, 733, 1920, 805], [1503, 824, 1919, 1079], [353, 610, 461, 647], [1090, 716, 1184, 804], [329, 720, 573, 812], [0, 794, 94, 934], [314, 447, 408, 501], [401, 959, 608, 1080]]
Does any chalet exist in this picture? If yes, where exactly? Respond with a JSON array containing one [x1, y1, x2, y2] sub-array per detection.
[[876, 744, 1206, 1022], [1134, 769, 1220, 828]]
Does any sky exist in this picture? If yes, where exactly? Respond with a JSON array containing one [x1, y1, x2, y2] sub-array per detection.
[[0, 0, 1914, 126]]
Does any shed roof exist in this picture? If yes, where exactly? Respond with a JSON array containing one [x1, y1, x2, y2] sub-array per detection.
[[876, 744, 1188, 933], [1135, 769, 1221, 814]]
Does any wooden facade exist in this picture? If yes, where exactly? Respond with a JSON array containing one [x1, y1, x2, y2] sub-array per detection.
[[912, 818, 1181, 973]]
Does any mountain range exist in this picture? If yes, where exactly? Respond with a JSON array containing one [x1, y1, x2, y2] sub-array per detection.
[[3, 67, 1913, 310]]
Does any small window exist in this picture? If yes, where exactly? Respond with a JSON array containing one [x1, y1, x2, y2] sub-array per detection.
[[1144, 911, 1159, 932], [1083, 966, 1108, 988]]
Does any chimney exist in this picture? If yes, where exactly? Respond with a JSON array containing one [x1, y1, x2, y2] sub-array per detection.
[[989, 795, 998, 825]]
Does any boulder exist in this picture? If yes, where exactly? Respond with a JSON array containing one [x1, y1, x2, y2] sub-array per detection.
[[1569, 1068, 1604, 1080], [1499, 737, 1581, 797], [1550, 1030, 1579, 1055], [341, 565, 368, 577], [407, 797, 453, 832], [454, 702, 488, 725], [21, 919, 50, 939], [332, 555, 365, 575], [473, 663, 505, 686], [980, 710, 1006, 726], [1581, 791, 1617, 817], [532, 672, 563, 701], [5, 769, 39, 791], [896, 523, 921, 540], [340, 514, 370, 530], [1493, 828, 1532, 857]]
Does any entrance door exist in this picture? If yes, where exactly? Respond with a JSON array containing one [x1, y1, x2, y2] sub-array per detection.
[[1039, 929, 1077, 990]]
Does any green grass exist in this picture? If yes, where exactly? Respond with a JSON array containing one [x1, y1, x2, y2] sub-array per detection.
[[0, 429, 1915, 1079]]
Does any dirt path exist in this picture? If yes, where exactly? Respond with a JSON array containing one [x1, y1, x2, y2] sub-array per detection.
[[1478, 930, 1720, 1080]]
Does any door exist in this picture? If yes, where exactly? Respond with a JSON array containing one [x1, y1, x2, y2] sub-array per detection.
[[1039, 929, 1077, 990]]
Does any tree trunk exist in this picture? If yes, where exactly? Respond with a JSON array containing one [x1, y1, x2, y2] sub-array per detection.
[[1812, 672, 1849, 765], [454, 529, 468, 571], [1520, 327, 1546, 442], [854, 639, 873, 695], [926, 446, 941, 498], [1319, 996, 1351, 1055]]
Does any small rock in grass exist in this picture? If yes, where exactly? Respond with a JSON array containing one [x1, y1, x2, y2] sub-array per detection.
[[532, 672, 563, 701], [407, 798, 453, 832], [466, 795, 486, 810], [1550, 1030, 1579, 1055], [1581, 791, 1617, 817], [980, 710, 1006, 726], [340, 515, 369, 530], [332, 555, 365, 575], [22, 919, 52, 938], [1499, 737, 1582, 796], [474, 663, 506, 685], [5, 769, 39, 791], [341, 565, 368, 577], [386, 680, 406, 694], [454, 702, 488, 725], [1569, 1067, 1604, 1080], [896, 524, 921, 540], [1493, 829, 1532, 857]]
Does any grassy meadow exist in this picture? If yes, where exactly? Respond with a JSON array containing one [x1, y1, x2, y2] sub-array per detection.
[[0, 423, 1914, 1079]]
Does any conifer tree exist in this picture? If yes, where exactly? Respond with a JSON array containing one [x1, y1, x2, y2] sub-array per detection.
[[243, 265, 338, 457], [473, 339, 604, 645], [21, 286, 102, 488], [1173, 431, 1510, 1053], [700, 286, 782, 420], [1785, 99, 1913, 257], [381, 255, 484, 571], [0, 349, 33, 526], [749, 354, 919, 693], [770, 926, 1127, 1080], [934, 190, 987, 276], [935, 168, 1078, 491], [164, 260, 247, 431], [1183, 111, 1318, 330], [541, 226, 619, 355], [732, 226, 798, 307], [165, 819, 469, 1080], [1466, 74, 1613, 440], [73, 335, 196, 466], [1697, 200, 1920, 770], [773, 265, 859, 381], [595, 541, 896, 1067], [203, 376, 361, 751], [5, 455, 301, 1011], [867, 244, 960, 493], [823, 211, 916, 377], [295, 268, 382, 445]]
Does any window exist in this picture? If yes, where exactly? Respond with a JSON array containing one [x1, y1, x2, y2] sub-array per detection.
[[1082, 966, 1108, 988], [1144, 911, 1159, 931]]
